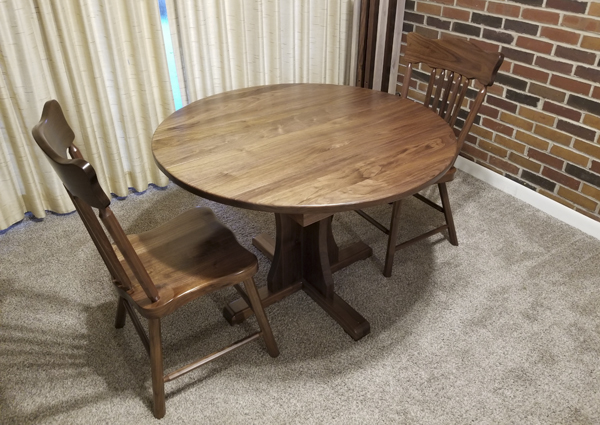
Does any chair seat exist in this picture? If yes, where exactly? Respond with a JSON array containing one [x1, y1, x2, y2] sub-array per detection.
[[116, 207, 258, 317]]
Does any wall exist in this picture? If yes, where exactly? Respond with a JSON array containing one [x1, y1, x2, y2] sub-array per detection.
[[400, 0, 600, 221]]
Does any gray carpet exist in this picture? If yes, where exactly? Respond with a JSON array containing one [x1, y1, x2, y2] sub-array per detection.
[[1, 170, 599, 424]]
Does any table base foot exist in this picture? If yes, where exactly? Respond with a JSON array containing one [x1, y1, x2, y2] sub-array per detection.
[[252, 234, 275, 261], [331, 241, 372, 273], [223, 282, 303, 325], [248, 229, 372, 340], [302, 283, 370, 341]]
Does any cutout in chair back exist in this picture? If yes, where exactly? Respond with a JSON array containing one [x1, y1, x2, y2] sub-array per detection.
[[32, 100, 110, 209]]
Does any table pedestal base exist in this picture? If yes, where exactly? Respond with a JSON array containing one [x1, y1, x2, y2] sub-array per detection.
[[223, 215, 373, 340]]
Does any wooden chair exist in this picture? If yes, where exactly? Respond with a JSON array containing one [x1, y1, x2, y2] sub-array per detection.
[[355, 33, 503, 277], [31, 100, 279, 419]]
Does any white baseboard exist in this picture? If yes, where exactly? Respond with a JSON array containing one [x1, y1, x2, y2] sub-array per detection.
[[455, 156, 600, 240]]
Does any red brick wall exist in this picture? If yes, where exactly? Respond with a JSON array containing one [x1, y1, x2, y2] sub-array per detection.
[[400, 0, 600, 221]]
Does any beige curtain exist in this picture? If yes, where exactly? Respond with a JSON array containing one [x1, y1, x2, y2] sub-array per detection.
[[0, 0, 173, 230], [166, 0, 356, 104]]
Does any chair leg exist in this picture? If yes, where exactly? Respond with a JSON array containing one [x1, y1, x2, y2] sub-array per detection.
[[383, 201, 402, 278], [115, 297, 127, 329], [438, 183, 458, 246], [243, 278, 279, 358], [148, 318, 166, 419]]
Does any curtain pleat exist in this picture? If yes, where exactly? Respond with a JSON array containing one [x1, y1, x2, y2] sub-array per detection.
[[166, 0, 356, 103], [0, 0, 172, 230], [0, 0, 362, 231], [0, 1, 71, 227]]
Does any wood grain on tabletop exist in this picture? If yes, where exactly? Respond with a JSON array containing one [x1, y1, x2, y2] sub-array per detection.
[[152, 84, 457, 214]]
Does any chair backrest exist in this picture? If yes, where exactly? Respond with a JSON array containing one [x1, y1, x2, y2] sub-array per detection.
[[400, 33, 504, 150], [32, 100, 160, 302]]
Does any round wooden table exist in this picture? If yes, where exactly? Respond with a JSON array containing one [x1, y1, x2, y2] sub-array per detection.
[[152, 84, 457, 340]]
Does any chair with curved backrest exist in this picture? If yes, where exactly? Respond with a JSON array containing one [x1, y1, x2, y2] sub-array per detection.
[[32, 100, 279, 419], [356, 33, 504, 277]]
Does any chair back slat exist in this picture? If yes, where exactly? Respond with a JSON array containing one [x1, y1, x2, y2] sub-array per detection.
[[438, 70, 454, 118], [69, 192, 133, 291], [401, 32, 503, 153], [448, 78, 469, 127], [401, 62, 414, 99], [443, 75, 460, 122], [430, 69, 445, 112], [443, 74, 456, 120], [424, 69, 436, 107], [32, 100, 160, 302], [99, 208, 159, 301], [65, 139, 133, 290]]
